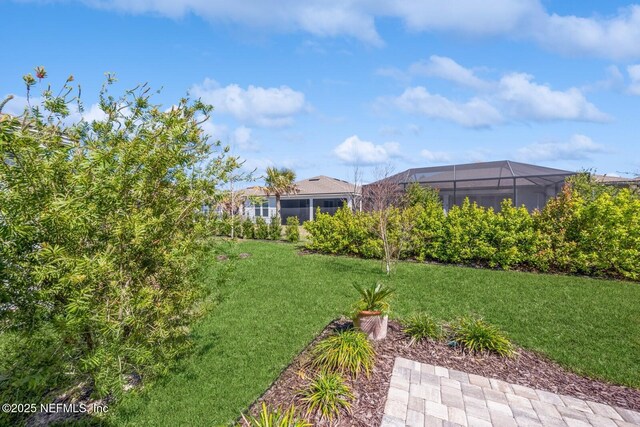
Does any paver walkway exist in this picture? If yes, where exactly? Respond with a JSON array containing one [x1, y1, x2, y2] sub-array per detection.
[[382, 357, 640, 427]]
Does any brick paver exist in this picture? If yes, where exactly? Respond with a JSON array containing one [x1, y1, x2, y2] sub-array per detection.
[[382, 357, 640, 427]]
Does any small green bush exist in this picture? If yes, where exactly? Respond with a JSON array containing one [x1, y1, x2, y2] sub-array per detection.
[[285, 216, 300, 242], [310, 329, 375, 378], [255, 217, 269, 239], [218, 212, 232, 236], [241, 403, 310, 427], [299, 372, 354, 421], [450, 317, 515, 357], [269, 216, 283, 240], [242, 218, 255, 239], [402, 313, 443, 344]]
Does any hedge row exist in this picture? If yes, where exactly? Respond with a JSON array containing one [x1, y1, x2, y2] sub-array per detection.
[[210, 214, 300, 242], [303, 177, 640, 280]]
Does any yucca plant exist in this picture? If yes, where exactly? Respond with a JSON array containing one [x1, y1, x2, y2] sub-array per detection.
[[352, 282, 394, 314], [240, 403, 311, 427], [450, 316, 515, 357], [402, 313, 443, 344], [299, 372, 354, 421], [310, 329, 375, 378]]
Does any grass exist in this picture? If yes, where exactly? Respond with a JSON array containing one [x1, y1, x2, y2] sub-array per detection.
[[110, 240, 640, 426]]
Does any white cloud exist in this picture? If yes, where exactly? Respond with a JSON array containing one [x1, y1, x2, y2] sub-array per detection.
[[420, 149, 451, 163], [232, 126, 259, 151], [2, 95, 108, 125], [498, 73, 610, 122], [517, 134, 605, 162], [51, 0, 640, 59], [81, 103, 108, 122], [333, 135, 401, 165], [409, 55, 491, 90], [190, 78, 307, 127], [387, 0, 540, 35], [536, 6, 640, 60], [79, 0, 384, 45], [1, 95, 33, 117], [391, 86, 504, 128], [584, 65, 625, 92], [627, 64, 640, 95], [385, 68, 608, 127], [200, 119, 228, 143]]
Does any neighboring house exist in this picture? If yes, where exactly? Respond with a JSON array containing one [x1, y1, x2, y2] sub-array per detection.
[[241, 175, 360, 224], [366, 160, 576, 212]]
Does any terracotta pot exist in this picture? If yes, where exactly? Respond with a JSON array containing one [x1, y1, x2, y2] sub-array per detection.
[[355, 310, 388, 340]]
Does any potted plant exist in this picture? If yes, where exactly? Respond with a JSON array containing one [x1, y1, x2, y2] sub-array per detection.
[[352, 282, 394, 340]]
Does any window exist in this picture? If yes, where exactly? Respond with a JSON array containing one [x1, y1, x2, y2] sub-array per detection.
[[253, 200, 269, 217]]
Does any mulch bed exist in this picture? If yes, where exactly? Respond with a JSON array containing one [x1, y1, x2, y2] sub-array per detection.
[[243, 318, 640, 426]]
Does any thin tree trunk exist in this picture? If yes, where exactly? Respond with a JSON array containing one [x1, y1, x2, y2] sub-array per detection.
[[276, 195, 281, 219]]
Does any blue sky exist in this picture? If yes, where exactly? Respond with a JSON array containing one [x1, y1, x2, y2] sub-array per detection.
[[2, 0, 640, 183]]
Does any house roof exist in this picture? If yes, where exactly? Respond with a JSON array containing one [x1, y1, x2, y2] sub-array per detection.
[[381, 160, 575, 189], [240, 175, 358, 198], [289, 175, 357, 196], [592, 174, 639, 185]]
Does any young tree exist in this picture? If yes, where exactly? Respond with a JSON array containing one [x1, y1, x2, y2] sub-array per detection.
[[364, 165, 403, 275], [264, 167, 298, 219], [0, 68, 237, 408], [350, 164, 363, 213]]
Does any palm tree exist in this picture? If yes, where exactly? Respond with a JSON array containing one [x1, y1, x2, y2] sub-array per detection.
[[264, 167, 298, 219]]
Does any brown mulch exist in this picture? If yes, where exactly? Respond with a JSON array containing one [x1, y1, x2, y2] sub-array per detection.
[[243, 318, 640, 426]]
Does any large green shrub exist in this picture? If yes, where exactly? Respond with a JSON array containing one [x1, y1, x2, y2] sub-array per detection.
[[285, 216, 300, 242], [242, 218, 255, 239], [303, 206, 381, 258], [405, 202, 445, 261], [536, 184, 640, 279], [489, 199, 540, 269], [269, 216, 282, 240], [255, 217, 269, 239], [439, 199, 496, 264], [0, 70, 237, 409]]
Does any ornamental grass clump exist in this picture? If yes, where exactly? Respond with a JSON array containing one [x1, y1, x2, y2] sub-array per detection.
[[299, 372, 354, 421], [450, 316, 515, 357], [241, 403, 310, 427], [402, 313, 443, 344], [310, 329, 375, 378]]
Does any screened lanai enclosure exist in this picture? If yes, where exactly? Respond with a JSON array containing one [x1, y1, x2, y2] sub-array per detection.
[[385, 160, 575, 212]]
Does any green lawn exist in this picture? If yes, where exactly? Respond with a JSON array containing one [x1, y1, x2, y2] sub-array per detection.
[[111, 240, 640, 426]]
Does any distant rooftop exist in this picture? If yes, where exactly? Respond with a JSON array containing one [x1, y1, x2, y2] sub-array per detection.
[[592, 174, 639, 185], [241, 175, 358, 198], [291, 175, 357, 196]]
